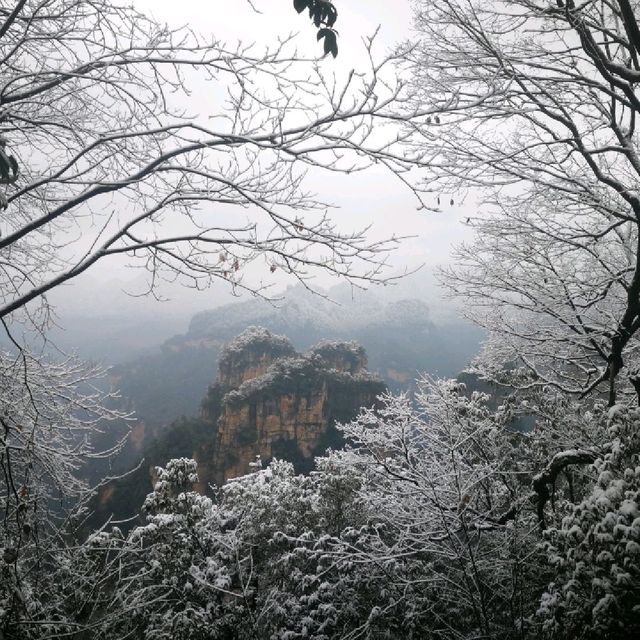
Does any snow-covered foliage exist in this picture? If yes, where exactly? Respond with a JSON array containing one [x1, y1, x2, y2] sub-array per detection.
[[0, 350, 126, 637], [6, 376, 640, 639], [407, 0, 640, 405], [308, 340, 366, 372], [218, 326, 296, 369], [308, 338, 365, 357], [223, 353, 382, 407], [538, 406, 640, 639], [26, 457, 375, 639], [324, 377, 546, 638]]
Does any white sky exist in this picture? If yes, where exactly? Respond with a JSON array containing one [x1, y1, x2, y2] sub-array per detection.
[[55, 0, 475, 318]]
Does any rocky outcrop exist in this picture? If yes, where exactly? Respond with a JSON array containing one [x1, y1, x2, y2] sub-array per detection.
[[200, 327, 384, 485], [309, 340, 367, 374], [216, 327, 297, 388], [88, 327, 385, 529]]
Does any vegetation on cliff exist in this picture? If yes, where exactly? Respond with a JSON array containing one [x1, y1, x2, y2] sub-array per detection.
[[222, 354, 380, 408], [218, 326, 297, 374]]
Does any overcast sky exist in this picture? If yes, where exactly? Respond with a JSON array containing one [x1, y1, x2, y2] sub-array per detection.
[[53, 0, 475, 319]]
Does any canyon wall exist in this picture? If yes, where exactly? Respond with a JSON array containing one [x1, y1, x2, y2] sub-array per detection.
[[199, 327, 384, 485]]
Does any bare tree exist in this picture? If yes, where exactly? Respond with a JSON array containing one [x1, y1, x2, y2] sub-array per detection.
[[0, 3, 436, 631], [0, 0, 431, 337], [0, 0, 432, 496], [404, 0, 640, 405]]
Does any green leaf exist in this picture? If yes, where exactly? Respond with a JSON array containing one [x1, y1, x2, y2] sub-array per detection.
[[323, 30, 338, 58], [320, 1, 337, 28], [0, 147, 18, 184], [325, 7, 337, 28], [293, 0, 308, 14]]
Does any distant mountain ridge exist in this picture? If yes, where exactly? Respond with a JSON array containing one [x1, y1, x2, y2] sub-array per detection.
[[186, 286, 433, 340]]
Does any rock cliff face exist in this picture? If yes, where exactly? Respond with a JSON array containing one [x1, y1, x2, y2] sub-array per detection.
[[216, 330, 297, 388], [200, 327, 384, 485]]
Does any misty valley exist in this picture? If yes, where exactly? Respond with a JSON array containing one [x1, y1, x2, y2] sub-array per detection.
[[81, 290, 482, 527]]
